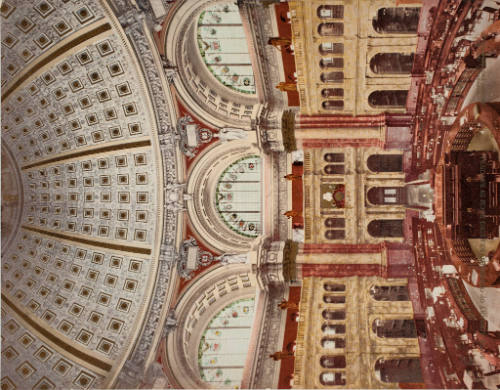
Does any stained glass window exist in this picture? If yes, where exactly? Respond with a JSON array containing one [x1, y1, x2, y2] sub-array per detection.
[[198, 298, 256, 388], [197, 3, 256, 94], [215, 155, 262, 237]]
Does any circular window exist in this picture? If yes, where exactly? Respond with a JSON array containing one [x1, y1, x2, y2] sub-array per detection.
[[215, 155, 262, 237], [198, 298, 255, 388], [197, 3, 256, 94]]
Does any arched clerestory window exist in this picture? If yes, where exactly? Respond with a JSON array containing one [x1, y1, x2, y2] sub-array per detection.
[[325, 229, 346, 239], [320, 58, 344, 69], [215, 155, 262, 237], [320, 356, 346, 368], [197, 3, 256, 94], [323, 101, 344, 110], [367, 154, 403, 172], [323, 295, 346, 304], [324, 283, 345, 292], [324, 153, 344, 163], [324, 165, 345, 175], [317, 5, 344, 18], [321, 337, 346, 349], [322, 323, 346, 335], [325, 218, 345, 228], [367, 187, 406, 205], [322, 88, 344, 98], [370, 285, 410, 301], [372, 319, 417, 338], [320, 372, 346, 386], [319, 42, 344, 55], [198, 298, 256, 387], [322, 310, 346, 320], [321, 72, 344, 83], [372, 7, 420, 34], [369, 53, 414, 74], [368, 90, 408, 108], [318, 23, 344, 36], [375, 358, 423, 383], [367, 219, 404, 238]]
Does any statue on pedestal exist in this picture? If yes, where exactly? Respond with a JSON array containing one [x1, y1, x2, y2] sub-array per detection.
[[278, 299, 298, 310], [215, 127, 248, 142], [284, 173, 302, 181], [276, 82, 297, 92], [268, 37, 292, 48], [269, 351, 294, 360], [215, 253, 249, 264]]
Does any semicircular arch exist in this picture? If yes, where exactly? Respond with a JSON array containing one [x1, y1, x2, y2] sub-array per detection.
[[165, 263, 257, 389], [164, 0, 260, 129], [186, 140, 265, 253]]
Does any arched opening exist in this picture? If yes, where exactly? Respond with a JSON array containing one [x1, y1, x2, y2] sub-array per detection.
[[323, 295, 346, 304], [372, 319, 417, 338], [320, 58, 344, 69], [372, 7, 420, 34], [322, 88, 344, 98], [322, 324, 346, 335], [367, 219, 404, 238], [367, 187, 406, 205], [325, 218, 345, 228], [324, 153, 344, 163], [370, 285, 410, 301], [318, 23, 344, 36], [320, 372, 346, 386], [320, 72, 344, 83], [325, 230, 346, 240], [375, 358, 423, 383], [324, 283, 345, 292], [367, 154, 403, 172], [368, 90, 408, 108], [322, 100, 344, 110], [320, 355, 346, 368], [319, 42, 344, 55], [322, 310, 346, 320], [317, 5, 344, 18], [369, 53, 414, 74], [321, 338, 346, 349], [324, 165, 345, 174]]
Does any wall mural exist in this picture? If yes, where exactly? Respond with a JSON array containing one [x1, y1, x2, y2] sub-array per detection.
[[198, 298, 256, 388], [215, 155, 262, 237], [197, 3, 256, 94]]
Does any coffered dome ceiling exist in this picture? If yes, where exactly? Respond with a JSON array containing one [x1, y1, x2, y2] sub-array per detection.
[[1, 0, 166, 389], [4, 0, 500, 390]]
